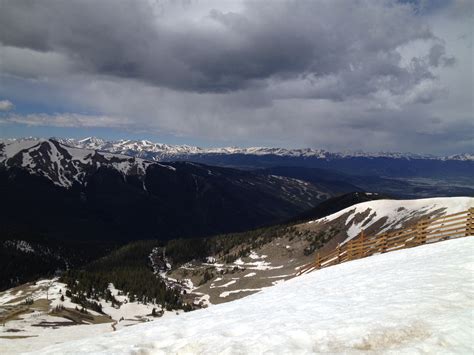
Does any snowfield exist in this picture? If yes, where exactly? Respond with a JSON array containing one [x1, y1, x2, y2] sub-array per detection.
[[309, 196, 474, 242], [33, 237, 474, 354]]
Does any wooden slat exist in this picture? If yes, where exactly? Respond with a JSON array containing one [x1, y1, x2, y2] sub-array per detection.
[[426, 215, 468, 228], [386, 231, 417, 244], [298, 208, 474, 275], [426, 225, 467, 235], [301, 209, 472, 275], [426, 215, 468, 226], [321, 257, 337, 267], [323, 249, 338, 260], [427, 210, 469, 223], [425, 220, 468, 232], [386, 238, 408, 249], [385, 228, 417, 240]]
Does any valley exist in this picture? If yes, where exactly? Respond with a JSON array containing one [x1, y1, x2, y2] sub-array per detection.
[[0, 137, 472, 354], [1, 193, 472, 353]]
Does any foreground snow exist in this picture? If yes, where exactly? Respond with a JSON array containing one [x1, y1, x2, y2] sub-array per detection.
[[34, 237, 474, 354], [0, 280, 181, 354]]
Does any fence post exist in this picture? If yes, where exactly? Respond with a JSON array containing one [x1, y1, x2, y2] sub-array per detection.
[[347, 240, 353, 260], [336, 243, 341, 264], [359, 230, 365, 258], [380, 233, 387, 253], [353, 238, 360, 260], [315, 252, 321, 269], [466, 208, 474, 236], [416, 220, 427, 245]]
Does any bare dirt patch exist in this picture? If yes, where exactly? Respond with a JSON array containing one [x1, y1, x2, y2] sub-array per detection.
[[0, 335, 38, 340], [50, 307, 112, 325]]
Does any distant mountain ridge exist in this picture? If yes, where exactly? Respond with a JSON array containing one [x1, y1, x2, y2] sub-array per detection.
[[66, 137, 473, 161], [0, 138, 338, 243], [2, 137, 473, 197], [47, 137, 474, 182], [3, 136, 472, 161]]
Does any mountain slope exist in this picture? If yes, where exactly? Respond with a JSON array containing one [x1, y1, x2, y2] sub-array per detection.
[[258, 165, 474, 199], [31, 237, 474, 355], [0, 139, 329, 242], [296, 196, 474, 255], [288, 191, 391, 223], [259, 166, 363, 195], [0, 138, 152, 188], [171, 196, 473, 305], [1, 197, 472, 353], [0, 237, 113, 291]]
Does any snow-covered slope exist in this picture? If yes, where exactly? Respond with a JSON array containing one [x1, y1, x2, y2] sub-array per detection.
[[0, 279, 184, 355], [307, 196, 474, 243], [33, 237, 474, 354], [0, 138, 154, 187], [446, 153, 474, 161], [5, 136, 472, 161]]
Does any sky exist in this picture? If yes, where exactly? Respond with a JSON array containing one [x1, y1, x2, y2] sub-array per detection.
[[0, 0, 472, 154]]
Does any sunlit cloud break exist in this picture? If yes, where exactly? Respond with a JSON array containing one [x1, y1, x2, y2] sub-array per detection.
[[0, 100, 14, 111]]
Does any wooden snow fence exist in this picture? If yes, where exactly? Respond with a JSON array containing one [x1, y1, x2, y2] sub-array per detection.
[[298, 207, 474, 275]]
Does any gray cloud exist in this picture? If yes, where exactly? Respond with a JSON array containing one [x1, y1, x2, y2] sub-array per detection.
[[0, 0, 441, 96], [0, 0, 472, 154], [428, 43, 456, 67]]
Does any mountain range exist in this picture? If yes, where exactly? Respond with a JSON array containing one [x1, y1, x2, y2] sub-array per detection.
[[3, 137, 473, 196], [0, 137, 472, 247], [0, 138, 334, 243], [55, 136, 472, 161], [51, 137, 474, 181], [0, 136, 472, 293]]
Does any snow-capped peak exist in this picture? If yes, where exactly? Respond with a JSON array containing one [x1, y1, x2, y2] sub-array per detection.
[[78, 136, 105, 145], [50, 136, 473, 161], [445, 153, 474, 161], [0, 138, 156, 188]]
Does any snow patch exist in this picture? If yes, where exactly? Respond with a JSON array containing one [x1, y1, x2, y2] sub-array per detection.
[[32, 237, 474, 354], [309, 197, 474, 243]]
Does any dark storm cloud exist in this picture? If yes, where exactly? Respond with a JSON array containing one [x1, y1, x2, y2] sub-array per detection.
[[0, 0, 444, 96], [428, 44, 456, 67], [0, 0, 471, 154]]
